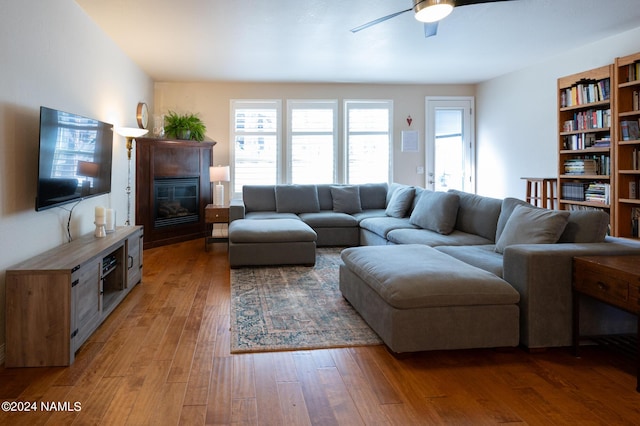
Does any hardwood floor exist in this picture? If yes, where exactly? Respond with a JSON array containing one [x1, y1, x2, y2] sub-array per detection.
[[1, 238, 639, 425]]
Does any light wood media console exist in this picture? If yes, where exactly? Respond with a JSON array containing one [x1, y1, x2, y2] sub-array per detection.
[[5, 226, 143, 367]]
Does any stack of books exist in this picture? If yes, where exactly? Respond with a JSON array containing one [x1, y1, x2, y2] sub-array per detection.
[[585, 183, 610, 204], [561, 182, 589, 201], [564, 158, 598, 175]]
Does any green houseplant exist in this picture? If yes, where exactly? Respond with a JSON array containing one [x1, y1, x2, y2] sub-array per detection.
[[163, 111, 207, 141]]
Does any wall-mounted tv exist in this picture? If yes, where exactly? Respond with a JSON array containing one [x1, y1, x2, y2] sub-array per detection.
[[36, 106, 114, 211]]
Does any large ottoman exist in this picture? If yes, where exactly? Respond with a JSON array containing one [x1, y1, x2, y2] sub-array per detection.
[[339, 244, 520, 353], [229, 218, 317, 268]]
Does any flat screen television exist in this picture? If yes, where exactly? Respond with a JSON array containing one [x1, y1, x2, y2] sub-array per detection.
[[36, 106, 114, 211]]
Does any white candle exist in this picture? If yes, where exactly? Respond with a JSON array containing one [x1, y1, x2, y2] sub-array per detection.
[[106, 209, 115, 232], [95, 206, 105, 225]]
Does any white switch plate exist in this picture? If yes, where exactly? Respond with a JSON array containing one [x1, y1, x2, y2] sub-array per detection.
[[416, 166, 425, 174]]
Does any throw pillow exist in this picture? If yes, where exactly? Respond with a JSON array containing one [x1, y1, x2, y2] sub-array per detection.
[[385, 186, 415, 218], [558, 210, 610, 243], [331, 186, 362, 214], [495, 204, 570, 254], [409, 191, 460, 235], [275, 185, 320, 213]]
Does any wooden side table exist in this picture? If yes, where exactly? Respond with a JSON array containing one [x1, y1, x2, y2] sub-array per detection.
[[204, 204, 229, 251], [572, 255, 640, 391]]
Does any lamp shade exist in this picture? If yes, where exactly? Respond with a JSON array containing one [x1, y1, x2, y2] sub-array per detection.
[[210, 165, 230, 182], [414, 0, 454, 23], [76, 160, 100, 177], [115, 127, 148, 138]]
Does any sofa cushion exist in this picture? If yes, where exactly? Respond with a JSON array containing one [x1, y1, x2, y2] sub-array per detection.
[[497, 197, 609, 243], [316, 184, 335, 210], [341, 245, 519, 309], [331, 185, 362, 214], [558, 210, 610, 243], [448, 190, 502, 241], [409, 191, 460, 235], [385, 185, 414, 218], [359, 183, 388, 210], [243, 185, 276, 213], [351, 209, 388, 223], [245, 211, 300, 220], [298, 211, 358, 228], [436, 245, 504, 278], [387, 228, 494, 247], [495, 204, 570, 253], [229, 218, 316, 243], [359, 216, 417, 238], [275, 185, 319, 213]]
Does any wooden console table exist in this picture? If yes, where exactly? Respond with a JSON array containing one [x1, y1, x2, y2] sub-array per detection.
[[572, 255, 640, 391], [5, 226, 143, 367]]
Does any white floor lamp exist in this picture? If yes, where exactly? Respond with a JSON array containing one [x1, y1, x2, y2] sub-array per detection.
[[115, 127, 148, 225], [209, 165, 230, 206]]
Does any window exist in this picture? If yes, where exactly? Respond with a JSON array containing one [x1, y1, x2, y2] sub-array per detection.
[[287, 100, 337, 184], [231, 99, 392, 193], [231, 100, 281, 194], [344, 100, 392, 184]]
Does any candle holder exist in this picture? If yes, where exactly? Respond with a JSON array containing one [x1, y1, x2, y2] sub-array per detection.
[[94, 221, 106, 238]]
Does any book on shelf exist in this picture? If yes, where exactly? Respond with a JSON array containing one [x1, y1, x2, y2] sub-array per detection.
[[630, 181, 637, 199], [584, 182, 610, 204], [620, 119, 640, 141], [633, 90, 639, 111], [561, 182, 589, 201], [560, 78, 610, 107], [632, 207, 640, 238], [563, 158, 606, 175], [628, 62, 640, 83], [633, 148, 640, 170]]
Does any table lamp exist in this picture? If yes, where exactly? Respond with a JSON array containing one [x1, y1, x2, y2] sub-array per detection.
[[209, 165, 230, 206]]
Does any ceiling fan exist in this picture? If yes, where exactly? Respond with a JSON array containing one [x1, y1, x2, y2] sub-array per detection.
[[350, 0, 514, 38]]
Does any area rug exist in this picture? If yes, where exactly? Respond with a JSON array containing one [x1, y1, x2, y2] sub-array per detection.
[[230, 247, 382, 353]]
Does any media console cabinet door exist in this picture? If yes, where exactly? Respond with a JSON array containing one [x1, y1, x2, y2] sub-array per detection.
[[5, 272, 71, 367]]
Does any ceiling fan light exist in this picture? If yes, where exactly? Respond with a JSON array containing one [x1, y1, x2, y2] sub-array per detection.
[[414, 0, 454, 23]]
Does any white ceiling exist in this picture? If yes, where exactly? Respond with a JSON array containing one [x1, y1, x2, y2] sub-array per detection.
[[76, 0, 640, 84]]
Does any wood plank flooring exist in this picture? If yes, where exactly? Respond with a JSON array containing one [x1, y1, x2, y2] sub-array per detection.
[[1, 238, 639, 425]]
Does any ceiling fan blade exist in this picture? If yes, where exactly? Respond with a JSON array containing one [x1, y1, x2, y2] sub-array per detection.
[[350, 7, 412, 33], [424, 22, 438, 38], [455, 0, 514, 6]]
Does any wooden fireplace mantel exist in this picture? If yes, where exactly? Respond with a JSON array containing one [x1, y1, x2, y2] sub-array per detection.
[[135, 137, 217, 249]]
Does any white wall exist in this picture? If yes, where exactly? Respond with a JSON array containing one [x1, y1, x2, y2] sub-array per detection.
[[154, 81, 475, 201], [0, 0, 153, 356], [476, 26, 640, 199]]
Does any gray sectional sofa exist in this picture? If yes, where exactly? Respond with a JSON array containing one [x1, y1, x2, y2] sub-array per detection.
[[229, 183, 640, 350]]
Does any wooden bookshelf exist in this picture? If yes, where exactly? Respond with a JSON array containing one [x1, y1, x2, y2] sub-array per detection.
[[614, 52, 640, 238], [557, 65, 614, 231]]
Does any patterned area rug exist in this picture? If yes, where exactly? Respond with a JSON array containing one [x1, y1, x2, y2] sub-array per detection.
[[230, 247, 382, 353]]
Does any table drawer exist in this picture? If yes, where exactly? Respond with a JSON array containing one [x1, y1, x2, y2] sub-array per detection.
[[206, 208, 229, 223], [574, 267, 629, 308]]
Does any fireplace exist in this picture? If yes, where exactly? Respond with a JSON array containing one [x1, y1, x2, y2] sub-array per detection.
[[154, 177, 199, 228], [136, 137, 216, 249]]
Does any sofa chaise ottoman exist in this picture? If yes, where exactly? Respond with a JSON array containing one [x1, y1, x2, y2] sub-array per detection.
[[339, 244, 520, 353], [228, 218, 317, 268]]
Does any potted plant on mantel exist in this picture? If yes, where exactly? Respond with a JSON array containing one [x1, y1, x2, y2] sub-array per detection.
[[163, 110, 207, 142]]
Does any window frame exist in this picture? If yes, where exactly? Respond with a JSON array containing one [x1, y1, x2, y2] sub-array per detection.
[[343, 99, 393, 184], [286, 99, 338, 184], [230, 99, 282, 198]]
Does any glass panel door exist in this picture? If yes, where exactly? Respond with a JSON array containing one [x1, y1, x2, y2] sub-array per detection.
[[425, 97, 474, 192]]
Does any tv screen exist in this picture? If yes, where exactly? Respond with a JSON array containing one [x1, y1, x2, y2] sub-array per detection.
[[36, 106, 113, 211]]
